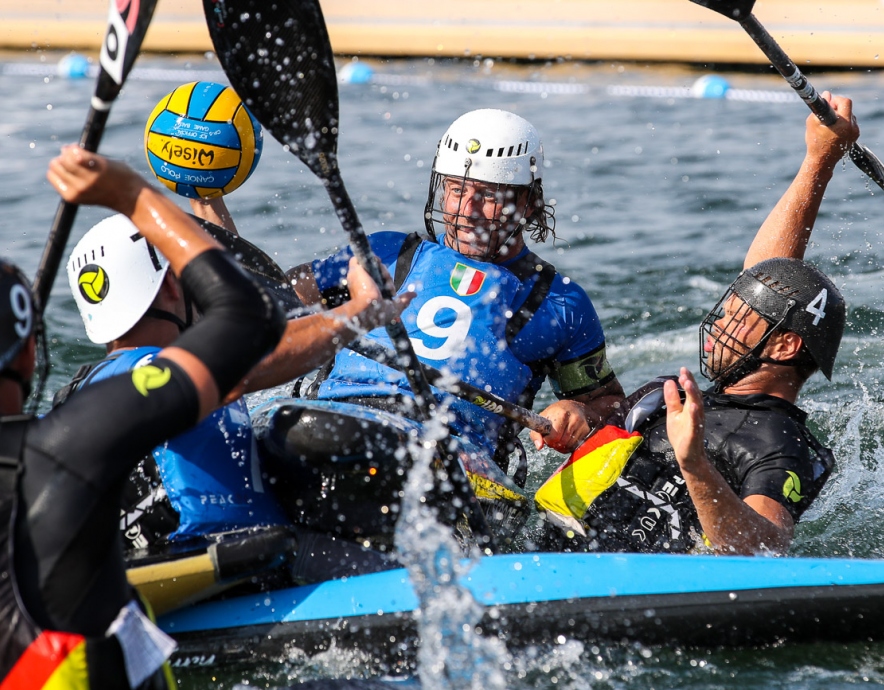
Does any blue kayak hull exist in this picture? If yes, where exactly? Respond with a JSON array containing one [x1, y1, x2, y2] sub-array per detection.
[[160, 551, 884, 669]]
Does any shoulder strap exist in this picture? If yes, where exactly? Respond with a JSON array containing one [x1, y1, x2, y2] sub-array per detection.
[[51, 353, 127, 409], [0, 416, 30, 496], [51, 363, 97, 409], [393, 232, 425, 291], [504, 252, 557, 345]]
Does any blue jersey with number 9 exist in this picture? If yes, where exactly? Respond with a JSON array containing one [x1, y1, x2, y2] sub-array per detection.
[[312, 232, 610, 454]]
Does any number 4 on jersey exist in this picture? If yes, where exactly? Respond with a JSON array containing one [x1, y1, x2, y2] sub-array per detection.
[[806, 288, 827, 326]]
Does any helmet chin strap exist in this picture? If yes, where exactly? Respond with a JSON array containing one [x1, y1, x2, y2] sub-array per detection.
[[145, 307, 188, 333], [144, 285, 195, 333]]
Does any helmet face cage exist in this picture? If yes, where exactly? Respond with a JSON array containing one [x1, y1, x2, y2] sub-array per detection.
[[698, 286, 791, 389], [424, 164, 537, 262], [706, 257, 845, 385], [423, 108, 555, 261]]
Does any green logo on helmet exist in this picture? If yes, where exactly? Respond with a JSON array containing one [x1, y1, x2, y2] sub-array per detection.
[[466, 138, 481, 154], [783, 471, 804, 503]]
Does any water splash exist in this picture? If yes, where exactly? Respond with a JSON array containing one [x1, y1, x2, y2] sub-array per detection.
[[794, 375, 884, 558], [394, 403, 512, 690]]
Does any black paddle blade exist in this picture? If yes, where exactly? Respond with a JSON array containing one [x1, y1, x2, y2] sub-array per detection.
[[689, 0, 756, 21], [203, 0, 340, 180], [850, 144, 884, 192], [96, 0, 160, 105]]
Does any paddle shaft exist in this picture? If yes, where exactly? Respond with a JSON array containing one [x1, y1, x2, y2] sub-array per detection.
[[736, 14, 884, 190], [33, 0, 160, 310], [331, 180, 496, 549], [350, 336, 553, 436], [35, 106, 110, 310], [325, 173, 439, 420]]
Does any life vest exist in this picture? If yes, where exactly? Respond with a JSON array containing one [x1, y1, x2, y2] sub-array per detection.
[[534, 377, 703, 553], [0, 417, 176, 689], [55, 347, 287, 550], [313, 232, 557, 466]]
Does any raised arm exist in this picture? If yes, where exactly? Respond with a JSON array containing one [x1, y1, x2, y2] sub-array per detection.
[[189, 196, 239, 235], [743, 93, 859, 268], [47, 145, 285, 419], [228, 258, 413, 399]]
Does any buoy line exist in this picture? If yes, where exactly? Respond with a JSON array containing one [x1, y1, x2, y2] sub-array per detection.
[[3, 59, 800, 104]]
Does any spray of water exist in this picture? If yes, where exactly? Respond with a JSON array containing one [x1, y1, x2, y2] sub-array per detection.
[[393, 400, 512, 690]]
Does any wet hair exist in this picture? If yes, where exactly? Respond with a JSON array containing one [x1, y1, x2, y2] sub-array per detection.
[[526, 179, 556, 244]]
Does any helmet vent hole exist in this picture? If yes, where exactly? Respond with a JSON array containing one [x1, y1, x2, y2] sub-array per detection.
[[507, 145, 514, 157], [497, 147, 505, 157], [758, 274, 800, 297], [485, 149, 493, 157]]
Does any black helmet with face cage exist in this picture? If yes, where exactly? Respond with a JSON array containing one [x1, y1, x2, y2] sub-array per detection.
[[699, 257, 845, 389]]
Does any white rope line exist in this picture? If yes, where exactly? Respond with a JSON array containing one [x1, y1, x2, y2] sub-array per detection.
[[2, 61, 801, 104]]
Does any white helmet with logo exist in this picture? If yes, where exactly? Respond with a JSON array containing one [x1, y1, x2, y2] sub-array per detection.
[[425, 109, 555, 258], [67, 214, 169, 344], [432, 108, 543, 185]]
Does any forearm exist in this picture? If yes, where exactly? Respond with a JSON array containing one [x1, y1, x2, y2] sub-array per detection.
[[189, 197, 239, 235], [47, 147, 220, 274], [127, 186, 221, 275], [665, 370, 792, 554], [743, 154, 837, 268], [230, 300, 367, 398], [680, 456, 792, 555], [744, 93, 858, 268]]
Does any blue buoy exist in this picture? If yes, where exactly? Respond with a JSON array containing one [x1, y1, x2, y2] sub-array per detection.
[[57, 53, 91, 79], [691, 74, 731, 99], [339, 61, 374, 85]]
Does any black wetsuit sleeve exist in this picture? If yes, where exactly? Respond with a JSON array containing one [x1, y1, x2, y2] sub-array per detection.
[[173, 249, 286, 397], [16, 358, 200, 634]]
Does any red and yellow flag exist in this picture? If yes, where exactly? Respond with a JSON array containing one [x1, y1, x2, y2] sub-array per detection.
[[534, 425, 643, 533], [1, 631, 89, 690]]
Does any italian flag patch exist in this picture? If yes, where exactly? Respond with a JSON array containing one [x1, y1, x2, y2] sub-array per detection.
[[450, 263, 486, 296]]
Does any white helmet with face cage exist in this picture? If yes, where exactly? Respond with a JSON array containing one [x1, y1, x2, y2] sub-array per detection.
[[432, 109, 543, 185], [424, 109, 554, 259]]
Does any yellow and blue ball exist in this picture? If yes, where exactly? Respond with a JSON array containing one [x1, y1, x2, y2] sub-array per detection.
[[144, 81, 263, 199]]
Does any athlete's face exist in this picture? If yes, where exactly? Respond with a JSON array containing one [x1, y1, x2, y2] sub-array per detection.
[[704, 294, 770, 374], [439, 177, 531, 260]]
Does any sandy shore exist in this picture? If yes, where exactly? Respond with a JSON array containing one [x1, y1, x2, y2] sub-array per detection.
[[0, 0, 882, 67]]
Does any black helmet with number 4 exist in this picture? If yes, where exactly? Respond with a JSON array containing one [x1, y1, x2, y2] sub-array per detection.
[[700, 257, 845, 389]]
